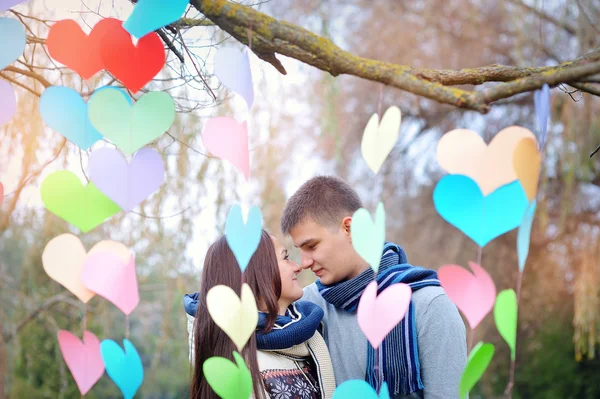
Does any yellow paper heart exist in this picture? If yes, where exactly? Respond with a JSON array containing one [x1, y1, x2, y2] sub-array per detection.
[[42, 234, 95, 303], [513, 138, 541, 201], [206, 284, 258, 352], [42, 234, 131, 303], [361, 106, 402, 174], [436, 126, 536, 195]]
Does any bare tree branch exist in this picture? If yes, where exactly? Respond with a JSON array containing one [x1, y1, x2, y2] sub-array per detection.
[[506, 0, 578, 36], [189, 0, 600, 112]]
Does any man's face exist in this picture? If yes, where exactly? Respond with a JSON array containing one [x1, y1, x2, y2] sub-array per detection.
[[289, 217, 356, 285]]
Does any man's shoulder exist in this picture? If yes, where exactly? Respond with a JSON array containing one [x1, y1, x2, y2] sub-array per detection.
[[413, 286, 464, 330], [301, 282, 324, 304]]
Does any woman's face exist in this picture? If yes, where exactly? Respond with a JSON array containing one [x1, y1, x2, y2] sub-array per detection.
[[271, 236, 303, 307]]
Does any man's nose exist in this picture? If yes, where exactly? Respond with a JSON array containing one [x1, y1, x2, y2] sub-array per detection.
[[301, 252, 313, 269]]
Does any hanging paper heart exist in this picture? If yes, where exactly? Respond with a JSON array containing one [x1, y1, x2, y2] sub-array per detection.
[[459, 342, 495, 399], [361, 106, 401, 174], [494, 289, 517, 360], [81, 252, 139, 315], [0, 80, 16, 126], [203, 351, 253, 399], [100, 339, 144, 399], [436, 126, 536, 195], [57, 330, 105, 395], [332, 380, 390, 399], [101, 24, 165, 93], [41, 234, 96, 303], [0, 17, 26, 70], [357, 281, 411, 349], [433, 175, 529, 247], [46, 18, 122, 80], [202, 117, 250, 180], [225, 204, 263, 272], [88, 89, 175, 154], [214, 47, 254, 109], [206, 284, 258, 352], [513, 137, 541, 201], [39, 86, 103, 150], [517, 200, 536, 271], [88, 147, 164, 212], [123, 0, 190, 39], [351, 202, 386, 273], [534, 84, 550, 149], [40, 170, 121, 233], [438, 262, 496, 329], [0, 0, 28, 11]]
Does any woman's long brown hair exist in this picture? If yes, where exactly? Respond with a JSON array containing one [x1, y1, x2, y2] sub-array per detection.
[[190, 229, 282, 399]]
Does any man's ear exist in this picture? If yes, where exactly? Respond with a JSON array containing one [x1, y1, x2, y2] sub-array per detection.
[[341, 216, 352, 239]]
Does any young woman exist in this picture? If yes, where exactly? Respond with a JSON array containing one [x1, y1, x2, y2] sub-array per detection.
[[185, 230, 336, 399]]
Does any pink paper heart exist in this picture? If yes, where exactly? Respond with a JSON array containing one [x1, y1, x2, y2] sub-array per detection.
[[57, 330, 105, 395], [81, 252, 139, 315], [201, 116, 249, 180], [357, 281, 412, 349], [438, 262, 496, 329]]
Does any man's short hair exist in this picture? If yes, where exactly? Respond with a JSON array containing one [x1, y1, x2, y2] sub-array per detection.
[[281, 175, 363, 234]]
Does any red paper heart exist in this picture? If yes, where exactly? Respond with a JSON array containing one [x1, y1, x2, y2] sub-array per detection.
[[47, 18, 122, 80], [101, 25, 165, 93]]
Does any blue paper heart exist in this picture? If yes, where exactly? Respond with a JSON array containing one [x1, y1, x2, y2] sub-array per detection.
[[123, 0, 189, 39], [333, 380, 390, 399], [517, 200, 536, 271], [0, 17, 26, 70], [433, 175, 529, 248], [534, 84, 550, 149], [39, 86, 103, 150], [100, 339, 144, 399], [225, 204, 263, 272]]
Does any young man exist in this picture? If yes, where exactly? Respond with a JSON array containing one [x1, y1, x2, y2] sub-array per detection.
[[281, 176, 467, 399]]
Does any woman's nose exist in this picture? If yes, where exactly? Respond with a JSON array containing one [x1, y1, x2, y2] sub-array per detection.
[[291, 260, 302, 274]]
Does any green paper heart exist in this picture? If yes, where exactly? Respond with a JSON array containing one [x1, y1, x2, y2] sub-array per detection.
[[88, 89, 175, 154], [41, 170, 121, 233], [351, 202, 386, 273], [494, 289, 518, 360], [203, 351, 252, 399], [459, 341, 495, 399]]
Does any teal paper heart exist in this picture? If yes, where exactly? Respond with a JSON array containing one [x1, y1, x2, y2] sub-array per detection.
[[433, 175, 529, 247], [351, 202, 386, 273], [225, 205, 263, 271], [100, 339, 144, 399]]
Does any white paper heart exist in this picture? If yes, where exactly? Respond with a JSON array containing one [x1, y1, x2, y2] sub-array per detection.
[[361, 106, 401, 174]]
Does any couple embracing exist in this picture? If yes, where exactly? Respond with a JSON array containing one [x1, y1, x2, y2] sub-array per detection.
[[184, 176, 467, 399]]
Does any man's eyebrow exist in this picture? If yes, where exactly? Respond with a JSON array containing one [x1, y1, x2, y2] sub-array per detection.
[[298, 238, 317, 248]]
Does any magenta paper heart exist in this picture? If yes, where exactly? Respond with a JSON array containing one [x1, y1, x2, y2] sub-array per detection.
[[201, 116, 249, 180], [357, 281, 412, 349], [57, 330, 105, 395], [81, 252, 139, 315], [88, 147, 165, 212], [438, 262, 496, 330]]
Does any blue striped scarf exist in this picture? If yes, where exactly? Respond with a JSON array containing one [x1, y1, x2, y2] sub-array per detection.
[[316, 242, 440, 396]]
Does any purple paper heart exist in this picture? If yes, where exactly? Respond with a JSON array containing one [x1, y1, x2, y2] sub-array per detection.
[[88, 147, 165, 212], [0, 0, 27, 11], [534, 83, 550, 150], [0, 80, 16, 126]]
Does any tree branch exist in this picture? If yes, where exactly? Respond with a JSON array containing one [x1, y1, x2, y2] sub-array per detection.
[[505, 0, 577, 36], [189, 0, 600, 113]]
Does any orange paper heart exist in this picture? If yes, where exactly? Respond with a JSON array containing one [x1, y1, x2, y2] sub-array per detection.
[[513, 137, 541, 201], [436, 126, 536, 195]]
